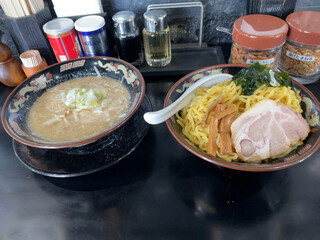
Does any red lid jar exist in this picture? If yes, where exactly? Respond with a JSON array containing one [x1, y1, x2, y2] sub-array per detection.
[[286, 11, 320, 46], [229, 14, 288, 69], [278, 11, 320, 84]]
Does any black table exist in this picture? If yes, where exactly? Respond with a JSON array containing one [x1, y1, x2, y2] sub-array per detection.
[[0, 75, 320, 240]]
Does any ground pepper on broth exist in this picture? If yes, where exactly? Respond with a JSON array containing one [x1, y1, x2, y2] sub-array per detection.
[[28, 76, 130, 142]]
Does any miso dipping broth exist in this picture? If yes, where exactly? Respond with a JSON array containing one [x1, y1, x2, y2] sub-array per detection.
[[28, 76, 130, 142]]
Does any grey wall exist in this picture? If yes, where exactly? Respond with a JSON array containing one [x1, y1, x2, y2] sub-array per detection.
[[295, 0, 320, 12], [100, 0, 303, 46], [1, 0, 319, 59], [102, 0, 246, 45]]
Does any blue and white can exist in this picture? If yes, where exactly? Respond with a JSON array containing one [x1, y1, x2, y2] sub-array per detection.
[[75, 15, 110, 57]]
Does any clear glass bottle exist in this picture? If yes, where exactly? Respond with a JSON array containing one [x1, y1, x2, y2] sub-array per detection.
[[229, 14, 288, 69], [230, 42, 282, 69], [143, 10, 171, 67], [278, 11, 320, 84], [112, 11, 143, 66]]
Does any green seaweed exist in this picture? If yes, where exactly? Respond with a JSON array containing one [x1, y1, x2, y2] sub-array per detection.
[[231, 62, 292, 95]]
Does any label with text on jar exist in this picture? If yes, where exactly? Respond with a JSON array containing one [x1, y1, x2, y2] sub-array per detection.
[[286, 51, 315, 62], [59, 55, 67, 62], [246, 58, 274, 65]]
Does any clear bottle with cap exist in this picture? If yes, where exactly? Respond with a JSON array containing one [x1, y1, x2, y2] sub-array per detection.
[[229, 14, 288, 69], [143, 10, 171, 67], [278, 11, 320, 84], [112, 11, 143, 66]]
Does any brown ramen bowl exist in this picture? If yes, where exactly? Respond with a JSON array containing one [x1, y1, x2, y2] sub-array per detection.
[[1, 57, 145, 149], [165, 64, 320, 172]]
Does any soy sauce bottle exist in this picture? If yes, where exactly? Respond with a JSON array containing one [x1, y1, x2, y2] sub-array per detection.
[[112, 11, 143, 66]]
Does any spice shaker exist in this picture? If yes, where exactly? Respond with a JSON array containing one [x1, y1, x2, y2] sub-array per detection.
[[143, 10, 171, 67], [278, 11, 320, 84], [112, 11, 143, 66], [43, 18, 82, 62], [75, 15, 110, 57], [229, 14, 288, 69]]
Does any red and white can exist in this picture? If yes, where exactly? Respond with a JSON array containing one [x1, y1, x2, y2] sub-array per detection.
[[43, 18, 82, 62]]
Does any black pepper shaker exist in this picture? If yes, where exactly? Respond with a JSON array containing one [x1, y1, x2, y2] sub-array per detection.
[[112, 11, 143, 66]]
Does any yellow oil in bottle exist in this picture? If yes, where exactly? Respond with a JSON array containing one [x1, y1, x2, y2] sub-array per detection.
[[143, 27, 171, 67]]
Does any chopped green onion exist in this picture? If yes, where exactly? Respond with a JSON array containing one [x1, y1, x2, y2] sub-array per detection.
[[62, 88, 108, 110]]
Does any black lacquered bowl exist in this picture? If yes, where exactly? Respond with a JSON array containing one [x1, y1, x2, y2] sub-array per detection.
[[1, 57, 145, 149], [165, 64, 320, 172]]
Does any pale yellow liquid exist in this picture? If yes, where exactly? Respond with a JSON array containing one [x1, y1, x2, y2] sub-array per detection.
[[28, 76, 130, 142], [143, 27, 171, 67]]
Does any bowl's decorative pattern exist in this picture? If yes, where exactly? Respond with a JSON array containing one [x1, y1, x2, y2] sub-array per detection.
[[165, 64, 320, 171], [9, 74, 53, 113], [2, 57, 145, 149], [175, 69, 223, 94], [97, 60, 140, 87]]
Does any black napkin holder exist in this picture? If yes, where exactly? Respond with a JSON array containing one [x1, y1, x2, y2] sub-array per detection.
[[2, 7, 56, 65]]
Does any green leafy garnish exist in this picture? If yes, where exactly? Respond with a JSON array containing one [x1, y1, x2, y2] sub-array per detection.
[[62, 88, 108, 110], [231, 62, 292, 95]]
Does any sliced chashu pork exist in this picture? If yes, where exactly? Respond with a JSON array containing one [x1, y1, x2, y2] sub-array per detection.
[[231, 99, 310, 162]]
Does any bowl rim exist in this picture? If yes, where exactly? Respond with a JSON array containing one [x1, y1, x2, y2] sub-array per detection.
[[1, 56, 146, 149], [164, 63, 320, 172]]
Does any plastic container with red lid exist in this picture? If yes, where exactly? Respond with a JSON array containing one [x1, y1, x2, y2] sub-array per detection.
[[43, 18, 82, 62], [229, 14, 288, 69], [278, 11, 320, 84]]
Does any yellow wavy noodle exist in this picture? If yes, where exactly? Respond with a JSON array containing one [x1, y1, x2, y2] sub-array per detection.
[[176, 80, 302, 161]]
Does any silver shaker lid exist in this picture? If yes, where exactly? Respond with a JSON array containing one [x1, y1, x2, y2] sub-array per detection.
[[144, 10, 168, 32], [112, 11, 137, 35]]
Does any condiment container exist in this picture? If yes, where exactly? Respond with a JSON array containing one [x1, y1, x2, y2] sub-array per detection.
[[278, 11, 320, 84], [112, 11, 143, 66], [0, 42, 26, 87], [43, 18, 82, 62], [74, 15, 110, 57], [229, 14, 288, 69], [143, 10, 171, 67], [20, 50, 48, 77]]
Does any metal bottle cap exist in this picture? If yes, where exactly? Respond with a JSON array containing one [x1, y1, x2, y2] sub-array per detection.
[[112, 11, 138, 36], [144, 10, 168, 32]]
